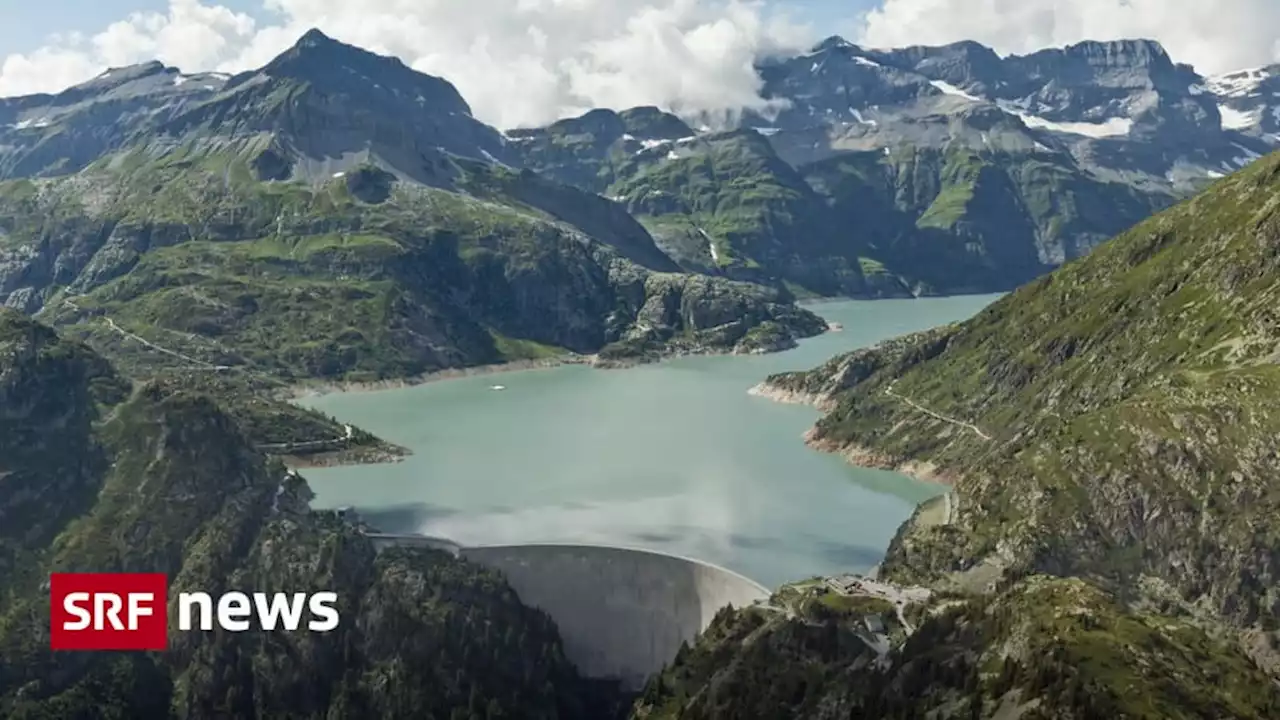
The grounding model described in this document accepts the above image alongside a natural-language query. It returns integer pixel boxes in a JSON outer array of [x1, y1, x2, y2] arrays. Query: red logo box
[[49, 573, 169, 651]]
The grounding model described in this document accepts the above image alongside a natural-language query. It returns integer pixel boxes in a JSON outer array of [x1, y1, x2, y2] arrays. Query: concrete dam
[[367, 534, 772, 689]]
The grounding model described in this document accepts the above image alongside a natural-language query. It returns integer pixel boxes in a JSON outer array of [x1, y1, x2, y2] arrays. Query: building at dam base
[[366, 534, 772, 689]]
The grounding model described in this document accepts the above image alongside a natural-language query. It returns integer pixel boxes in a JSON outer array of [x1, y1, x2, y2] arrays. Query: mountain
[[0, 30, 827, 457], [0, 29, 507, 182], [752, 37, 1273, 186], [0, 311, 631, 718], [1207, 64, 1280, 140], [605, 128, 878, 296], [5, 31, 1278, 299], [637, 121, 1280, 720], [514, 37, 1280, 295], [749, 147, 1280, 680], [505, 106, 696, 192]]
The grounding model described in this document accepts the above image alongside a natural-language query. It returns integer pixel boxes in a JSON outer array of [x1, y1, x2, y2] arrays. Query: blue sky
[[0, 1, 260, 54], [0, 0, 867, 58]]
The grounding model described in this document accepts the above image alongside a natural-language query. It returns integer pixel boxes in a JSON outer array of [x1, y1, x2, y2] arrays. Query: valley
[[1, 22, 1279, 720]]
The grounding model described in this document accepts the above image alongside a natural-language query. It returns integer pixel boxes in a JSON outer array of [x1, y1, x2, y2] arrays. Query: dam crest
[[366, 533, 772, 689]]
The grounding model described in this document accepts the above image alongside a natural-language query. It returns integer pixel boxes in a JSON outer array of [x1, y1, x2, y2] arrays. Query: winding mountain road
[[104, 317, 231, 371], [885, 381, 991, 441], [63, 299, 355, 452]]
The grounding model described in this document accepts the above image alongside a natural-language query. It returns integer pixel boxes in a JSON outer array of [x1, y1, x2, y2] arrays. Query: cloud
[[0, 0, 808, 129], [856, 0, 1280, 76], [4, 0, 1279, 128]]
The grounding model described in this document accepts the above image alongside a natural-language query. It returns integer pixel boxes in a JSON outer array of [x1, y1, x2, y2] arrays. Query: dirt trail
[[885, 381, 991, 441]]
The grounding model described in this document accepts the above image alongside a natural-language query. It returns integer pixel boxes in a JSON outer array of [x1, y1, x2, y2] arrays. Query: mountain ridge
[[6, 30, 1278, 300], [0, 29, 828, 465]]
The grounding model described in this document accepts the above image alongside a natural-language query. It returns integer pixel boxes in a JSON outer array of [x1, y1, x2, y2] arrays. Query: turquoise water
[[300, 295, 999, 588]]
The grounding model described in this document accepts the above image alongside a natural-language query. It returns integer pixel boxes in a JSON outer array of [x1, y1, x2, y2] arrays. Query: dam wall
[[366, 533, 462, 556], [368, 534, 770, 689], [459, 544, 770, 689]]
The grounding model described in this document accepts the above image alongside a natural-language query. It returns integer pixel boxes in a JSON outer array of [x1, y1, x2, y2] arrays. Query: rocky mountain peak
[[1065, 38, 1171, 64], [1010, 38, 1182, 88], [547, 108, 627, 138], [811, 35, 857, 54], [1208, 64, 1280, 98], [256, 28, 474, 118], [88, 60, 170, 84], [53, 60, 176, 102], [617, 106, 694, 140], [877, 40, 1004, 87], [295, 27, 338, 48]]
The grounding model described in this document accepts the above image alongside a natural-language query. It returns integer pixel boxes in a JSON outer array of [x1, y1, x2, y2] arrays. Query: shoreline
[[749, 380, 956, 487], [288, 326, 835, 401], [286, 355, 590, 400], [280, 341, 828, 468], [746, 381, 837, 412], [803, 429, 957, 487]]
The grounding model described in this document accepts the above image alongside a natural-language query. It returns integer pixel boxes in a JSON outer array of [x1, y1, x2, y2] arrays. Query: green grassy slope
[[762, 151, 1280, 673]]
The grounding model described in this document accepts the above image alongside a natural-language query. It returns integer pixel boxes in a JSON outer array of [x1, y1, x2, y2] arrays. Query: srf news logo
[[50, 573, 340, 651]]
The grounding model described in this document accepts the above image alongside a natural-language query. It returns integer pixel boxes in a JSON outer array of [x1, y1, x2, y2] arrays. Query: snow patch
[[996, 100, 1132, 137], [1206, 170, 1225, 178], [666, 150, 679, 160], [621, 133, 636, 141], [1187, 84, 1206, 96], [173, 75, 189, 86], [1219, 105, 1259, 130], [852, 56, 881, 68], [1233, 142, 1261, 159], [929, 80, 981, 102], [332, 172, 346, 178], [1017, 114, 1132, 138], [849, 108, 876, 126], [641, 138, 668, 149], [757, 127, 780, 136], [10, 117, 51, 130], [1208, 67, 1271, 98], [1230, 142, 1262, 167]]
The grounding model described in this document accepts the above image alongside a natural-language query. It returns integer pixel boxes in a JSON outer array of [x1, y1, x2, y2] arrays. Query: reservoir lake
[[300, 295, 999, 588]]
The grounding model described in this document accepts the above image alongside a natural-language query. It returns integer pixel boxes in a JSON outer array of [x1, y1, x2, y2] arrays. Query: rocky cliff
[[0, 310, 629, 719], [632, 576, 1280, 719]]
